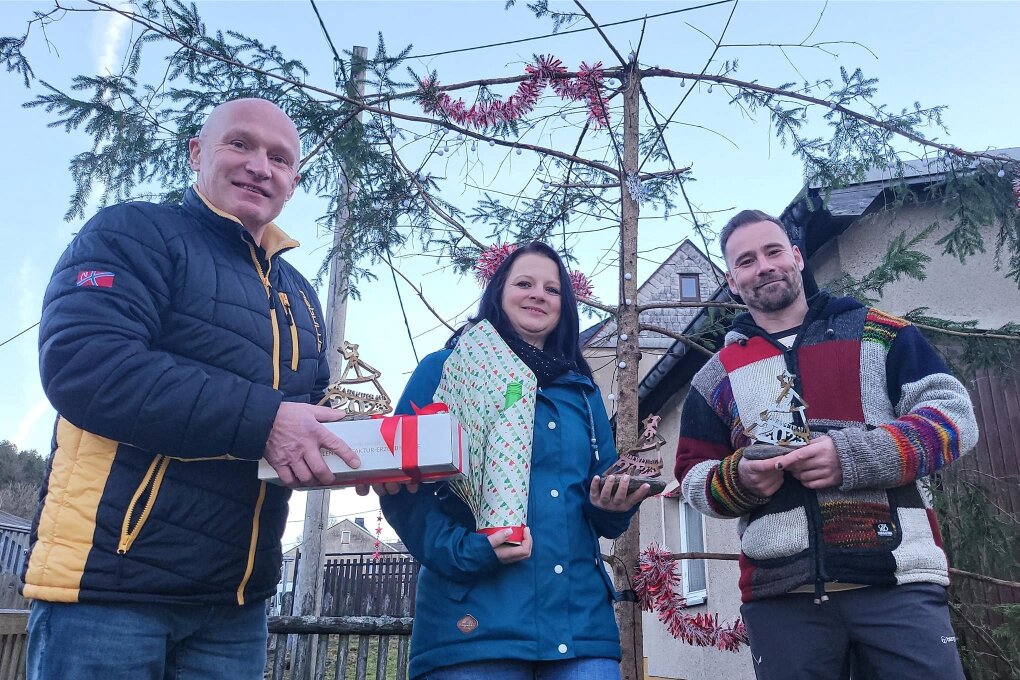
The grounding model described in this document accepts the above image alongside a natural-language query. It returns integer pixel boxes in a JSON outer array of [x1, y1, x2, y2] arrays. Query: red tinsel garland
[[634, 543, 749, 652], [418, 55, 609, 129]]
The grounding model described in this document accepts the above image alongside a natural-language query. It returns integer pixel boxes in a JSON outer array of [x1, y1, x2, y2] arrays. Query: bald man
[[25, 98, 359, 679]]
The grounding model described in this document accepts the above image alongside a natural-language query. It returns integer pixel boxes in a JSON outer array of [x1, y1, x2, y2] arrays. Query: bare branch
[[381, 257, 456, 332], [385, 138, 485, 250], [639, 323, 714, 357], [637, 300, 744, 312], [719, 41, 878, 60], [573, 0, 628, 69]]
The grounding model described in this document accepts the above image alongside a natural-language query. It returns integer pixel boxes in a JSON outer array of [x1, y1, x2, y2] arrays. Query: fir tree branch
[[385, 138, 485, 250], [75, 0, 625, 178], [642, 67, 1015, 165]]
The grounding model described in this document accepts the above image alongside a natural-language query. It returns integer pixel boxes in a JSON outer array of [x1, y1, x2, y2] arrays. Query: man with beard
[[674, 210, 976, 679]]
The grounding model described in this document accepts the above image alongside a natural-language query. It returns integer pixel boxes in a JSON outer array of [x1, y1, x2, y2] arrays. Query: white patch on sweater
[[740, 506, 810, 561], [860, 339, 895, 424], [893, 506, 949, 585]]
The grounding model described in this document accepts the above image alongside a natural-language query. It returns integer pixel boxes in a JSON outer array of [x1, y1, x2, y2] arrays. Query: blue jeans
[[419, 658, 621, 680], [27, 600, 268, 680]]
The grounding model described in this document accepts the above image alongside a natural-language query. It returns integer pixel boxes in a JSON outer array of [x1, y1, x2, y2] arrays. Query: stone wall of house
[[812, 202, 1020, 328], [588, 240, 724, 350]]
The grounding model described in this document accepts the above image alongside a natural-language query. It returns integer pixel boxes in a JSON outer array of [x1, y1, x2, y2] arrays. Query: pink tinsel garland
[[418, 55, 609, 129], [472, 243, 594, 299], [634, 543, 749, 652]]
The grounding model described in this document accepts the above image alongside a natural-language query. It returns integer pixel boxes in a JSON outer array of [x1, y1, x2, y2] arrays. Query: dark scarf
[[501, 331, 575, 388]]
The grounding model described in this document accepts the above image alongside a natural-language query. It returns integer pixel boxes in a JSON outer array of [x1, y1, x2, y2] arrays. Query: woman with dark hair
[[378, 242, 649, 680]]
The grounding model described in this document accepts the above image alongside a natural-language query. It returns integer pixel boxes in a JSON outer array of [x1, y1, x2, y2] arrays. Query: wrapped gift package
[[258, 410, 467, 489]]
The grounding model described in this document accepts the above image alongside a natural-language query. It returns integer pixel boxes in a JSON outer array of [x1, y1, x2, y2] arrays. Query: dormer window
[[678, 274, 701, 302]]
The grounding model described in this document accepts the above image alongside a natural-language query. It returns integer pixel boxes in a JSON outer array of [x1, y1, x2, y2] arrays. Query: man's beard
[[747, 273, 802, 313]]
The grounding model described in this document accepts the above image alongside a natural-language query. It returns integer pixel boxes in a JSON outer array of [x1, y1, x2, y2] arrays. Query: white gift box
[[258, 411, 468, 489]]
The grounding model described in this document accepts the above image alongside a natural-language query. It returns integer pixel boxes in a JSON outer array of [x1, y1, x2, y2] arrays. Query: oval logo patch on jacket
[[457, 614, 478, 634]]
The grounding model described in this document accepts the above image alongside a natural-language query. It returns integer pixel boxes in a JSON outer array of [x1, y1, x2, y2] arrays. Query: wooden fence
[[0, 531, 28, 611], [0, 609, 411, 680], [0, 611, 26, 680], [266, 614, 412, 680], [321, 553, 419, 618]]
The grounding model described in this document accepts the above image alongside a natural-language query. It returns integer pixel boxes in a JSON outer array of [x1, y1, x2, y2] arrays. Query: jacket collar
[[724, 291, 859, 346], [548, 369, 596, 392], [183, 186, 300, 260]]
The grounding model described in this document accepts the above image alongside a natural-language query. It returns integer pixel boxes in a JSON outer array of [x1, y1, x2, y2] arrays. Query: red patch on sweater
[[798, 341, 865, 422]]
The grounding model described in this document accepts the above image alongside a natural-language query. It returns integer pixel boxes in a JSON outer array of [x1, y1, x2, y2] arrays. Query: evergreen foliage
[[932, 474, 1020, 679], [0, 440, 46, 520]]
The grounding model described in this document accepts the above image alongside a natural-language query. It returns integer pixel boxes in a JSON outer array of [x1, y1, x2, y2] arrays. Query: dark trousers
[[740, 583, 966, 680]]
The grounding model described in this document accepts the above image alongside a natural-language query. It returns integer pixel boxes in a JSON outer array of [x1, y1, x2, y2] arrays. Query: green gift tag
[[503, 381, 523, 410]]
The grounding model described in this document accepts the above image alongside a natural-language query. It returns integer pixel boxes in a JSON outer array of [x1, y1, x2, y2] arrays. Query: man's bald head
[[198, 99, 300, 157], [188, 98, 302, 240]]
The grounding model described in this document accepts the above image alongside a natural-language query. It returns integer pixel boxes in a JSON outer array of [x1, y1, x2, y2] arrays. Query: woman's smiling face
[[500, 253, 562, 349]]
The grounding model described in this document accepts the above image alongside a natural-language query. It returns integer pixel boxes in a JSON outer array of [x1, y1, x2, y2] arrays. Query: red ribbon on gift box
[[373, 402, 450, 483]]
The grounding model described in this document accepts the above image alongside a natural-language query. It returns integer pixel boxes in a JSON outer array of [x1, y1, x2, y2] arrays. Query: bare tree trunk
[[292, 44, 368, 680], [613, 60, 644, 680]]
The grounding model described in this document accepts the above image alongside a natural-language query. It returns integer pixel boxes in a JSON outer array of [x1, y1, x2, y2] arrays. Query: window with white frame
[[680, 501, 707, 604], [660, 495, 708, 605], [340, 530, 351, 544]]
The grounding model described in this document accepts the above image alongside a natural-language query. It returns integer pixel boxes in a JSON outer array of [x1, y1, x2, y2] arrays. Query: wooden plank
[[0, 611, 28, 636], [375, 635, 389, 680], [396, 635, 409, 679], [313, 632, 330, 680], [11, 634, 25, 680], [268, 615, 412, 635], [333, 634, 350, 680], [354, 634, 370, 680]]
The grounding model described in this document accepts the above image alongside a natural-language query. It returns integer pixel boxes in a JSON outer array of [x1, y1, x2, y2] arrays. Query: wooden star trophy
[[601, 414, 668, 495], [742, 371, 811, 460], [317, 341, 392, 417]]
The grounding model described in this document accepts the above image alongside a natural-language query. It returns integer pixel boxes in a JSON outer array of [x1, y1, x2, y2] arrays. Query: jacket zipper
[[246, 242, 282, 390], [278, 292, 299, 371], [806, 489, 829, 603], [763, 302, 830, 604], [240, 240, 276, 604], [118, 455, 171, 554], [236, 480, 267, 605]]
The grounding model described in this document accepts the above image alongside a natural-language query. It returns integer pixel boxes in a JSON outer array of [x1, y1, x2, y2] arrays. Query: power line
[[0, 322, 39, 349], [322, 1, 734, 69]]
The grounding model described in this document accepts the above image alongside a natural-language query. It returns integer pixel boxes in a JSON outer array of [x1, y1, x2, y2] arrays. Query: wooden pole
[[292, 44, 368, 680], [613, 58, 644, 680]]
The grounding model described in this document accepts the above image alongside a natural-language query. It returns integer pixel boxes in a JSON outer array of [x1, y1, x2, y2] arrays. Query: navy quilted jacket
[[24, 187, 329, 606]]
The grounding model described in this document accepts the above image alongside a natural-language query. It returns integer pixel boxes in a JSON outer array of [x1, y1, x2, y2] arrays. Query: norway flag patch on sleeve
[[76, 270, 116, 288]]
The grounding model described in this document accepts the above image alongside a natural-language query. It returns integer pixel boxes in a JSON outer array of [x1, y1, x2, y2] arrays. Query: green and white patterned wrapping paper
[[435, 321, 537, 533]]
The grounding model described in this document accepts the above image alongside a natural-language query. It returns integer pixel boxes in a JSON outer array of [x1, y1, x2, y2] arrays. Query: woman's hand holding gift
[[488, 526, 533, 564]]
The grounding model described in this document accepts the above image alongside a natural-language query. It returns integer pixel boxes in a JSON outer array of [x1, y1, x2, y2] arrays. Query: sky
[[2, 0, 1019, 547]]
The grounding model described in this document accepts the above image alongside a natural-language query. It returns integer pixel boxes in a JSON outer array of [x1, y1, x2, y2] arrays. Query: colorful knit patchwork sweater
[[676, 294, 979, 603]]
